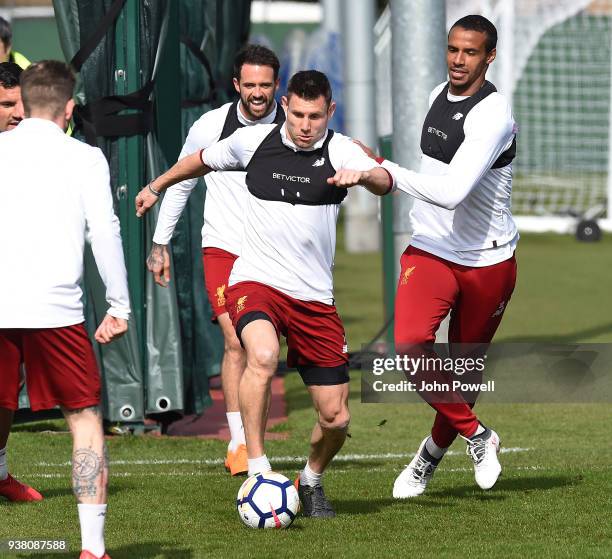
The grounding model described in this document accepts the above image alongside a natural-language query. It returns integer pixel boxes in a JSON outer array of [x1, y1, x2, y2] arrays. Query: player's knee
[[318, 405, 350, 431], [247, 346, 278, 376]]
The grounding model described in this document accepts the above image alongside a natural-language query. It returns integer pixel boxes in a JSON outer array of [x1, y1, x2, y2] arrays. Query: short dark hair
[[450, 15, 497, 52], [0, 17, 11, 49], [233, 44, 280, 81], [20, 60, 75, 117], [0, 62, 22, 89], [287, 70, 332, 106]]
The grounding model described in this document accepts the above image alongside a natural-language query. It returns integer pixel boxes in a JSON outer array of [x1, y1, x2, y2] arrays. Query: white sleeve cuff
[[382, 159, 399, 192], [152, 232, 170, 245], [107, 306, 131, 320]]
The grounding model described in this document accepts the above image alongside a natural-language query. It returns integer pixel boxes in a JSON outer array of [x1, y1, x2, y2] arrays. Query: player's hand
[[135, 184, 160, 217], [147, 243, 171, 287], [95, 314, 128, 344], [353, 139, 377, 160], [327, 169, 368, 188]]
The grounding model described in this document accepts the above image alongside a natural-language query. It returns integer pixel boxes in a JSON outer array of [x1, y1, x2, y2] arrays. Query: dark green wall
[[11, 18, 64, 62]]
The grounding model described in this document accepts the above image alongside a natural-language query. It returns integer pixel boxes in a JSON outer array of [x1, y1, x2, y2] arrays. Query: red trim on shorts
[[226, 281, 348, 371], [202, 247, 239, 321]]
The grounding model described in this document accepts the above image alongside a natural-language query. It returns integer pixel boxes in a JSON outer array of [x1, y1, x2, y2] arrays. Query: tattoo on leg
[[64, 405, 101, 418], [72, 447, 102, 500]]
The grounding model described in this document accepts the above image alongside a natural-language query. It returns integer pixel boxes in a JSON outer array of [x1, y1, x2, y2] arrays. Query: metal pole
[[608, 32, 612, 222], [322, 0, 342, 33], [495, 0, 515, 98], [380, 136, 396, 350], [390, 0, 447, 339], [342, 0, 380, 253], [605, 27, 612, 222]]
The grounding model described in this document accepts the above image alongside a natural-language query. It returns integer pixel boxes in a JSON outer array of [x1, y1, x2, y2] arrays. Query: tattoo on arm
[[72, 447, 103, 501], [147, 243, 166, 270]]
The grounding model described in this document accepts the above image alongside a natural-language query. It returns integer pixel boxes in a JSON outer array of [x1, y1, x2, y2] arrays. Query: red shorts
[[202, 247, 239, 321], [394, 245, 517, 445], [0, 323, 101, 411], [395, 246, 517, 345], [226, 281, 349, 385]]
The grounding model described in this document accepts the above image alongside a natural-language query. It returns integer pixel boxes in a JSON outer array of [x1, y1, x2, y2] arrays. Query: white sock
[[300, 461, 323, 487], [473, 423, 486, 437], [0, 447, 7, 480], [78, 503, 107, 558], [425, 437, 447, 460], [226, 412, 246, 452], [247, 455, 271, 476]]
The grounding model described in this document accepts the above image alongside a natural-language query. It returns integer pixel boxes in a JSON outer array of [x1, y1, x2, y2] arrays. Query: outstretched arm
[[352, 97, 515, 210], [327, 166, 393, 196], [135, 150, 211, 217], [327, 135, 394, 196], [380, 125, 509, 210], [372, 101, 514, 210]]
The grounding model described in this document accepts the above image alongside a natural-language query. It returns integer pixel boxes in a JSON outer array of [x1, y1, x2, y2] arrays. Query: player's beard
[[240, 92, 274, 121]]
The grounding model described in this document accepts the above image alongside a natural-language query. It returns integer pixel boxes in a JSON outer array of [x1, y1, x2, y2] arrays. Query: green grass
[[334, 232, 612, 346], [2, 233, 612, 558], [496, 234, 612, 342]]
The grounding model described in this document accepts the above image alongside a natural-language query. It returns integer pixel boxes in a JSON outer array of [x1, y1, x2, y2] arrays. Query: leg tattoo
[[72, 448, 103, 500]]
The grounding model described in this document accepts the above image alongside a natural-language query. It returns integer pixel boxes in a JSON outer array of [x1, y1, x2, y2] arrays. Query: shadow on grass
[[500, 321, 612, 343], [332, 496, 404, 515], [17, 543, 194, 559], [42, 484, 129, 500], [0, 484, 130, 505], [423, 474, 581, 502], [12, 421, 67, 433], [491, 473, 582, 493]]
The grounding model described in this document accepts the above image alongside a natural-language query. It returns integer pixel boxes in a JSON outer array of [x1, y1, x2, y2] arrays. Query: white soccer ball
[[236, 471, 299, 529]]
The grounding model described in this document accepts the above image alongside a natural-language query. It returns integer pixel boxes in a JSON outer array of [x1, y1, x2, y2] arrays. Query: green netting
[[54, 0, 185, 422], [54, 0, 152, 423], [170, 1, 252, 414]]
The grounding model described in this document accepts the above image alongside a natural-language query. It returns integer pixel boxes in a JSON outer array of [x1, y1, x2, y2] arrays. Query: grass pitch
[[2, 234, 611, 558]]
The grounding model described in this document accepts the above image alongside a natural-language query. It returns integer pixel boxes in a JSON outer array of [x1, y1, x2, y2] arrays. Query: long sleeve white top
[[0, 118, 130, 328], [152, 101, 282, 254], [384, 82, 519, 266]]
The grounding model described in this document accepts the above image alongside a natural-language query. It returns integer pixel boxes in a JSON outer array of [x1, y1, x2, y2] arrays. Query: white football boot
[[393, 437, 440, 498], [462, 427, 502, 490]]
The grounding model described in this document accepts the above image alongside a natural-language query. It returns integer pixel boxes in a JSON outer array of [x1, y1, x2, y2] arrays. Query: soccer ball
[[236, 471, 299, 529]]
